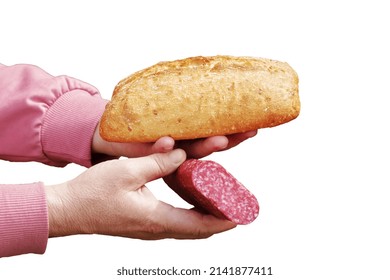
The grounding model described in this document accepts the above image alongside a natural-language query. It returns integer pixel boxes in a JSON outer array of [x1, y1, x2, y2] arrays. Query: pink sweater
[[0, 63, 108, 257]]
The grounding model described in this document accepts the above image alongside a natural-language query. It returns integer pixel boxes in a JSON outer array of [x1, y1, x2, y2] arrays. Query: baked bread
[[100, 55, 300, 142]]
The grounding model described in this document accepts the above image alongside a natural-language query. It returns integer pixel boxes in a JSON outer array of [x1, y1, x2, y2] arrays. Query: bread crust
[[100, 55, 300, 142]]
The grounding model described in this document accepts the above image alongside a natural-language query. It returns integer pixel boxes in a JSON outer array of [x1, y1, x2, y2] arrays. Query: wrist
[[92, 122, 108, 155], [91, 125, 120, 164], [45, 183, 84, 237]]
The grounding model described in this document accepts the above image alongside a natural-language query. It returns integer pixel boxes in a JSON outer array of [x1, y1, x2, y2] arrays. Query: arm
[[0, 63, 107, 167], [0, 63, 107, 257]]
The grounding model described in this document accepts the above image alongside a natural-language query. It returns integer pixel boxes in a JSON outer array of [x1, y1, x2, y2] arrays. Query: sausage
[[164, 159, 259, 225]]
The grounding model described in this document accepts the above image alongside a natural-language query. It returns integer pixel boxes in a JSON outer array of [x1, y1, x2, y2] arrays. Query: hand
[[45, 149, 236, 239], [174, 130, 257, 158], [92, 123, 257, 159]]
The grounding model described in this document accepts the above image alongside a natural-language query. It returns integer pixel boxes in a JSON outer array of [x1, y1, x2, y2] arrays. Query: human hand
[[45, 149, 236, 239], [92, 123, 257, 159]]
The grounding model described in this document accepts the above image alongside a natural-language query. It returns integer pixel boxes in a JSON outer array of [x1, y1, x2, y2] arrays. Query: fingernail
[[247, 130, 258, 138], [169, 149, 186, 164]]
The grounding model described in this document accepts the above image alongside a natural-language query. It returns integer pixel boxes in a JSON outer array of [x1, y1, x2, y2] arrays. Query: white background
[[1, 0, 389, 279]]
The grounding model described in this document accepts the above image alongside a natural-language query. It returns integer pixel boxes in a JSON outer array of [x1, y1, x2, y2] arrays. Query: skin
[[91, 127, 258, 159], [45, 127, 257, 239]]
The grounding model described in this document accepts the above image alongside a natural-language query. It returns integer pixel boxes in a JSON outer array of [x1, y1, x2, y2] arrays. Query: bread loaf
[[100, 55, 300, 142]]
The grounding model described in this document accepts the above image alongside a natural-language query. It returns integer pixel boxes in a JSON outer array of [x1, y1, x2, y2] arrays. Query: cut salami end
[[164, 159, 259, 225]]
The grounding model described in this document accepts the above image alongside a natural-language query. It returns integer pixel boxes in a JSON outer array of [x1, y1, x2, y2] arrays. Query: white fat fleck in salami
[[165, 159, 259, 225]]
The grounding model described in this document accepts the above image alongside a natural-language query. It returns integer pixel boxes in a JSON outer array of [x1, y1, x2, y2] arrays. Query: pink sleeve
[[0, 63, 108, 167], [0, 63, 108, 257], [0, 183, 48, 258]]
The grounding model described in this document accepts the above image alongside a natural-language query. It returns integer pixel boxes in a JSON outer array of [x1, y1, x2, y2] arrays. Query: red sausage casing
[[164, 159, 259, 225]]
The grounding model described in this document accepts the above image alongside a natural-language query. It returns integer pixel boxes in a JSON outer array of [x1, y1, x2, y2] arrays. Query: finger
[[152, 202, 237, 239], [127, 149, 186, 187], [150, 136, 175, 153], [222, 130, 258, 151], [177, 136, 229, 158], [108, 136, 175, 158]]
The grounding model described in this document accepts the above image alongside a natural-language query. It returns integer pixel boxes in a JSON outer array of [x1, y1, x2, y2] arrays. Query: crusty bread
[[100, 55, 300, 142]]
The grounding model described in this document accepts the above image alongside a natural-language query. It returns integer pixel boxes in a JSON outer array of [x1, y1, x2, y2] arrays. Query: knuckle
[[150, 154, 168, 176]]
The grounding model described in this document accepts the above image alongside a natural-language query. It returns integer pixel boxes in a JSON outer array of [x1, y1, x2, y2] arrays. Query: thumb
[[128, 149, 186, 187]]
